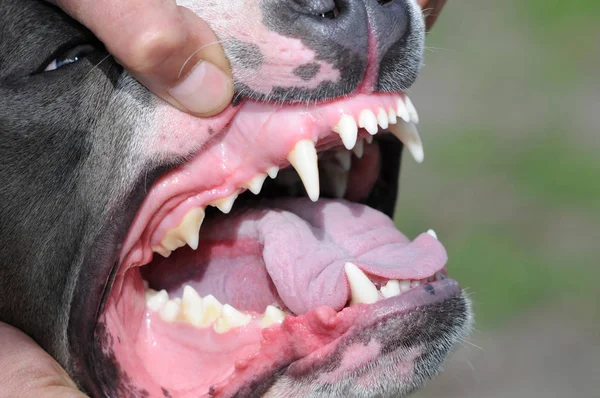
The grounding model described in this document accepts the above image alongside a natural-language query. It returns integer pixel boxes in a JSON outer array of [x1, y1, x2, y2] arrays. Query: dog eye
[[44, 44, 95, 72]]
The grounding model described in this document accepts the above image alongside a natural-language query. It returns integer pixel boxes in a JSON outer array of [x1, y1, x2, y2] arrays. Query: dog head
[[0, 0, 471, 397]]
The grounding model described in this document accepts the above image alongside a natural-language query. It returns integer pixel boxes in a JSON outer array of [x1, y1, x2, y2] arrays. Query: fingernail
[[168, 61, 232, 115]]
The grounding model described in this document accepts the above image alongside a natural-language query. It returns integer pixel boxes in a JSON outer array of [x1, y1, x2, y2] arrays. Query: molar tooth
[[380, 280, 401, 298], [181, 285, 204, 326], [211, 191, 239, 214], [267, 166, 279, 179], [388, 108, 398, 124], [388, 121, 424, 163], [162, 207, 205, 251], [358, 109, 379, 135], [201, 295, 223, 326], [333, 114, 358, 150], [214, 304, 252, 333], [397, 99, 411, 122], [404, 96, 419, 124], [345, 262, 380, 305], [427, 229, 438, 240], [399, 280, 411, 293], [287, 140, 320, 202], [377, 108, 389, 129], [159, 299, 181, 322], [410, 280, 421, 288], [321, 161, 348, 199], [244, 173, 268, 195], [146, 289, 169, 312], [152, 246, 172, 258], [353, 139, 364, 158], [260, 305, 286, 328], [333, 151, 352, 172]]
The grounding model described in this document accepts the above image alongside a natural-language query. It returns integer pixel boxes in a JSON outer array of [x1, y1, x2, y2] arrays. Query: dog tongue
[[189, 198, 447, 315]]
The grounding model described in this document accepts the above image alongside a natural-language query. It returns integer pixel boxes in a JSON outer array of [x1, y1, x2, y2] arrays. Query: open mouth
[[96, 93, 462, 397]]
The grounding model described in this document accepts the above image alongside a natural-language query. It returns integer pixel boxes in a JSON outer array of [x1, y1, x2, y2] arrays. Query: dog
[[0, 0, 471, 396]]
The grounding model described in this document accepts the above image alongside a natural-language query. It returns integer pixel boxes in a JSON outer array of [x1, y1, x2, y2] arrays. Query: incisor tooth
[[260, 305, 286, 328], [427, 229, 438, 239], [353, 139, 364, 158], [397, 99, 411, 122], [146, 289, 169, 311], [404, 96, 419, 124], [333, 114, 358, 150], [333, 151, 352, 172], [244, 173, 268, 195], [211, 191, 239, 214], [160, 299, 181, 322], [388, 108, 398, 124], [201, 295, 223, 325], [358, 109, 379, 135], [287, 140, 320, 202], [380, 280, 401, 298], [267, 166, 279, 179], [214, 304, 251, 333], [377, 108, 389, 129], [345, 262, 379, 305], [181, 285, 204, 326], [388, 121, 424, 163]]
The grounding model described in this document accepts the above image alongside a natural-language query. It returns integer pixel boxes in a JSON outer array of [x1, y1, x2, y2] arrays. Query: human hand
[[48, 0, 234, 117]]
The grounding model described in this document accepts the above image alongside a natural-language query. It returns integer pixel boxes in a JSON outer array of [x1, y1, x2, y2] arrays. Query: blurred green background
[[394, 1, 599, 396]]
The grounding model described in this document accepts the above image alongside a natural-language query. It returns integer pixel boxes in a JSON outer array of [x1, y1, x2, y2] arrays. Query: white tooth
[[287, 140, 320, 202], [427, 229, 438, 240], [410, 280, 421, 288], [260, 305, 286, 328], [144, 288, 158, 302], [388, 121, 424, 163], [181, 285, 204, 326], [162, 207, 205, 251], [201, 295, 223, 325], [146, 289, 169, 311], [397, 99, 411, 122], [388, 108, 398, 124], [267, 166, 280, 179], [353, 139, 364, 158], [399, 280, 411, 293], [244, 173, 268, 195], [404, 96, 419, 124], [376, 108, 389, 129], [365, 135, 374, 144], [380, 280, 401, 298], [333, 114, 358, 150], [214, 304, 251, 333], [358, 109, 379, 135], [160, 236, 185, 252], [152, 246, 172, 258], [159, 299, 181, 322], [333, 151, 352, 172], [344, 262, 379, 305], [321, 161, 348, 199], [211, 191, 239, 214]]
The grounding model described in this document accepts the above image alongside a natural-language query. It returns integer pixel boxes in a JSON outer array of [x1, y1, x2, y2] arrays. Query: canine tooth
[[388, 121, 424, 163], [397, 99, 411, 122], [333, 151, 352, 172], [353, 139, 364, 158], [160, 299, 181, 322], [201, 295, 223, 325], [260, 305, 286, 328], [358, 109, 379, 135], [333, 114, 358, 150], [427, 229, 438, 240], [181, 285, 204, 326], [211, 191, 239, 214], [388, 108, 398, 124], [152, 246, 172, 258], [214, 304, 251, 333], [146, 289, 169, 311], [404, 96, 419, 124], [287, 140, 320, 202], [377, 108, 389, 129], [244, 173, 268, 195], [267, 166, 279, 179], [345, 262, 379, 305], [380, 280, 402, 298], [399, 280, 411, 293]]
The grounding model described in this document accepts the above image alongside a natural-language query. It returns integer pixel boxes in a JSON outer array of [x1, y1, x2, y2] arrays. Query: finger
[[0, 322, 88, 398], [52, 0, 233, 117], [417, 0, 448, 31]]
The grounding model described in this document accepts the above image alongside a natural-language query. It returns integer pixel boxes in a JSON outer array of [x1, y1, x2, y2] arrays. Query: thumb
[[52, 0, 233, 117], [0, 322, 88, 398]]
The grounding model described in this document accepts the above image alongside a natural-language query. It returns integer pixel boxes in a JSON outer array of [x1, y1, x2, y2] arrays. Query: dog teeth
[[377, 108, 389, 129], [260, 305, 287, 328], [333, 150, 352, 172], [201, 295, 224, 325], [352, 139, 365, 158], [399, 280, 411, 293], [345, 262, 379, 305], [388, 108, 398, 124], [244, 173, 268, 195], [396, 99, 411, 123], [287, 140, 320, 202], [427, 229, 438, 239], [404, 96, 419, 124], [158, 207, 205, 252], [214, 304, 252, 334], [388, 121, 424, 163], [333, 114, 358, 150], [160, 298, 182, 322], [358, 109, 379, 135], [380, 280, 401, 298], [152, 246, 172, 258], [181, 285, 204, 326], [320, 160, 348, 199], [146, 289, 169, 311], [267, 166, 280, 179], [210, 191, 240, 214]]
